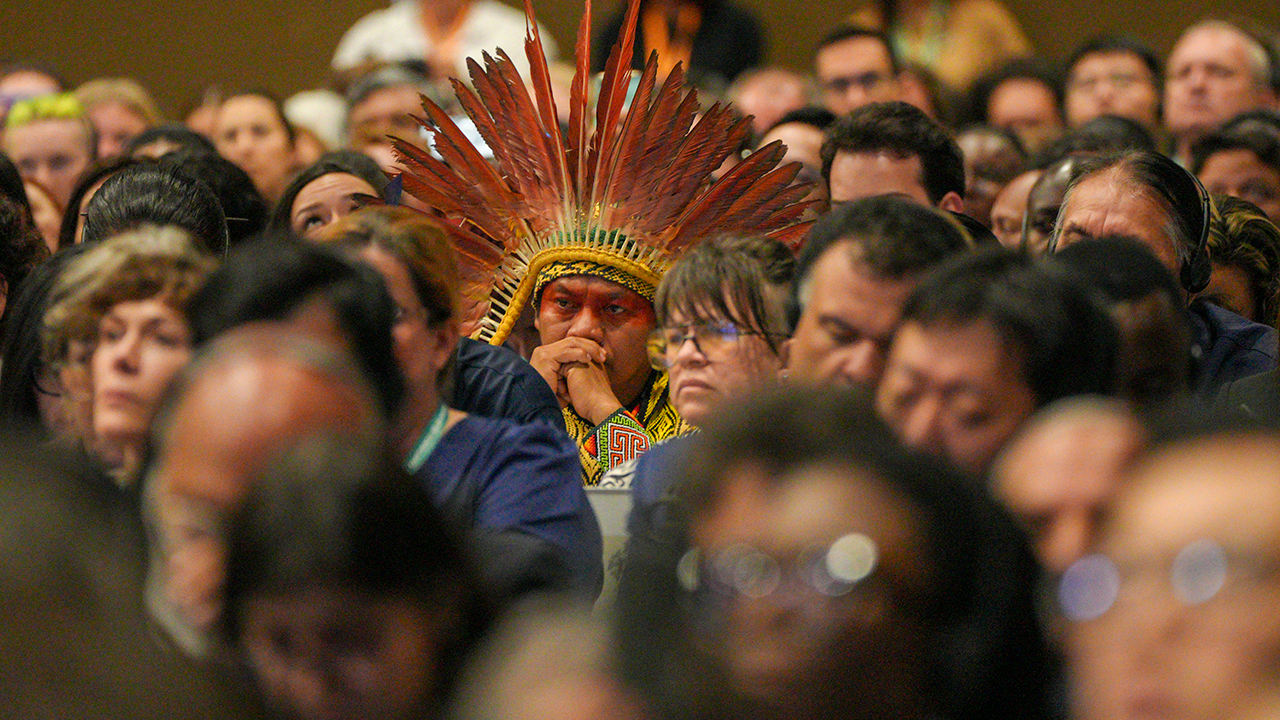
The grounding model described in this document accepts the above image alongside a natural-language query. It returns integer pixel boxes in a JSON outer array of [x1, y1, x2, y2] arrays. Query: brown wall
[[5, 0, 1280, 120]]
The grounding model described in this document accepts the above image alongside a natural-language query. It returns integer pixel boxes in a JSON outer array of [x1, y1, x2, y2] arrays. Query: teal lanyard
[[405, 404, 450, 473]]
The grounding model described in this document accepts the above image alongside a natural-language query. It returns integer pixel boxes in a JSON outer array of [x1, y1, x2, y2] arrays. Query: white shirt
[[331, 0, 559, 81]]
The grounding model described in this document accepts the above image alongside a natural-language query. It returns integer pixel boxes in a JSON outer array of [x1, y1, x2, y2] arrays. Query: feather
[[392, 0, 813, 346]]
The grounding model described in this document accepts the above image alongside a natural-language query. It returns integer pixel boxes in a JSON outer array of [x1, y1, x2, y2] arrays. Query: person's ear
[[778, 337, 793, 381], [429, 319, 461, 371], [938, 191, 965, 214]]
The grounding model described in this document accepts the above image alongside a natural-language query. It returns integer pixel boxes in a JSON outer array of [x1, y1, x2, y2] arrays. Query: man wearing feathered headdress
[[393, 0, 813, 484]]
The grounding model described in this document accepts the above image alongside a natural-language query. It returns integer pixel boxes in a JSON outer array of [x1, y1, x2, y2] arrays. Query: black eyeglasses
[[646, 322, 782, 370]]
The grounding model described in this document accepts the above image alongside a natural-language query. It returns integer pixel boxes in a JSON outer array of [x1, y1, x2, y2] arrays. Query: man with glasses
[[1063, 35, 1162, 133], [814, 26, 901, 116], [1064, 418, 1280, 720]]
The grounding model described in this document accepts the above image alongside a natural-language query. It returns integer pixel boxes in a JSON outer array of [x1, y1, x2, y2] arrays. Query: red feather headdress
[[393, 0, 814, 344]]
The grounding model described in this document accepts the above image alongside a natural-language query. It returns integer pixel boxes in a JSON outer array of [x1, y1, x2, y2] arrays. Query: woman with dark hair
[[616, 387, 1055, 720], [81, 162, 229, 255], [268, 150, 387, 237], [213, 92, 301, 205], [0, 192, 49, 316], [0, 151, 33, 225], [318, 206, 602, 597], [221, 433, 490, 720]]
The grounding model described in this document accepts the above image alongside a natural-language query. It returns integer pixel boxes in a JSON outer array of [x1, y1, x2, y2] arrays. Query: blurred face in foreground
[[1066, 431, 1280, 720], [876, 320, 1038, 477], [688, 461, 937, 720]]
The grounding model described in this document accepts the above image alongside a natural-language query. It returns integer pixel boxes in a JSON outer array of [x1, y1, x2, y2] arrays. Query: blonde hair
[[42, 225, 216, 369], [74, 77, 163, 126]]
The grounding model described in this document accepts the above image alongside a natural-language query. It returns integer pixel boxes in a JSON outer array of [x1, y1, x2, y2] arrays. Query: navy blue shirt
[[1188, 300, 1277, 396], [417, 414, 603, 596]]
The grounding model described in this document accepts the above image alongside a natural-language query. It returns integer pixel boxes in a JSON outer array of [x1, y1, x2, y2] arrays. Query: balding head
[[143, 324, 385, 656]]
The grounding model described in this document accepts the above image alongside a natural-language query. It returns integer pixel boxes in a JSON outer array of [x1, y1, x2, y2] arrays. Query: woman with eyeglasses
[[602, 234, 794, 511]]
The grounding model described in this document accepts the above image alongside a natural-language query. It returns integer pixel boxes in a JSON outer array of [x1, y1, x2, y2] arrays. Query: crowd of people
[[3, 0, 1280, 719]]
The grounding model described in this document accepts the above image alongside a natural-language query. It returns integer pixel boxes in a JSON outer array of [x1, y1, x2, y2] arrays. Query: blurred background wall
[[6, 0, 1279, 118]]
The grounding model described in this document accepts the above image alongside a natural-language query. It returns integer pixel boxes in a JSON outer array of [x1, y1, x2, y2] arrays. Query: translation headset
[[1179, 166, 1213, 295]]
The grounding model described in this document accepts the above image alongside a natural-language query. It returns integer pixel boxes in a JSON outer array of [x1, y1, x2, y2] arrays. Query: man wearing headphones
[[1052, 150, 1277, 395]]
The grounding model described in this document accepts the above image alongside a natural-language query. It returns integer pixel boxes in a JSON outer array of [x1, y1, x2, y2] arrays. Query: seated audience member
[[956, 124, 1026, 227], [57, 155, 144, 249], [186, 236, 593, 593], [617, 387, 1054, 720], [813, 25, 901, 115], [970, 59, 1065, 156], [1202, 195, 1280, 328], [123, 122, 217, 158], [73, 78, 163, 159], [332, 0, 558, 81], [758, 106, 835, 211], [1052, 150, 1278, 394], [1064, 417, 1280, 720], [2, 93, 96, 208], [1164, 20, 1277, 166], [143, 327, 394, 657], [0, 246, 87, 437], [1193, 123, 1280, 225], [1055, 237, 1193, 408], [592, 0, 762, 89], [269, 150, 387, 237], [212, 92, 301, 205], [319, 207, 602, 593], [821, 101, 965, 212], [785, 195, 970, 387], [220, 432, 490, 720], [604, 234, 792, 513], [81, 162, 229, 255], [343, 65, 446, 174], [992, 396, 1146, 575], [41, 226, 215, 484], [158, 149, 270, 246], [1022, 155, 1082, 253], [990, 168, 1041, 248], [1063, 35, 1162, 132], [876, 246, 1118, 477], [845, 0, 1032, 94], [728, 67, 813, 139], [298, 193, 558, 427]]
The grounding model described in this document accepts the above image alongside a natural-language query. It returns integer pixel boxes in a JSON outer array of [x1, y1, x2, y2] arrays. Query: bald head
[[143, 325, 385, 656]]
